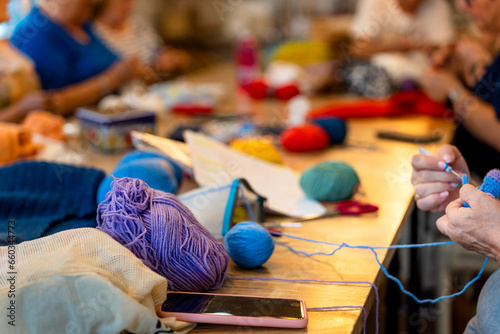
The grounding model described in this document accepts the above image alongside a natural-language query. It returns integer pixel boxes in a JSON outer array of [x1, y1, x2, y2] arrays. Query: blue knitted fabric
[[0, 162, 105, 245], [478, 170, 500, 199]]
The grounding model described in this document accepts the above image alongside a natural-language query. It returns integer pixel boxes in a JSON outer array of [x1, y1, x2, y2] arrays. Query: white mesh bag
[[0, 228, 195, 334]]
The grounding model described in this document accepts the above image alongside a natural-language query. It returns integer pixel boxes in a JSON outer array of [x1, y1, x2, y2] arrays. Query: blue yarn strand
[[230, 276, 377, 334], [185, 182, 486, 305], [275, 233, 488, 304], [237, 184, 256, 222], [370, 247, 488, 304], [277, 232, 454, 249], [179, 183, 256, 222]]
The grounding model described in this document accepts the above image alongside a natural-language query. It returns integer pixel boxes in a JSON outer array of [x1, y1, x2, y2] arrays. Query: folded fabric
[[0, 162, 105, 245], [0, 228, 195, 333], [308, 90, 452, 120], [0, 122, 41, 164]]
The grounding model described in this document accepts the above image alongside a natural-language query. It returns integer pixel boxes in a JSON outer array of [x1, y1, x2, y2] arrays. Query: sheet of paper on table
[[131, 131, 193, 175], [184, 130, 326, 218]]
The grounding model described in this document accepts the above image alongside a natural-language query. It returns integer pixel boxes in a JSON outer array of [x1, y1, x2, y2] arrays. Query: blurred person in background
[[93, 0, 190, 78], [9, 0, 149, 116], [0, 0, 47, 122], [421, 0, 500, 178], [345, 0, 455, 96]]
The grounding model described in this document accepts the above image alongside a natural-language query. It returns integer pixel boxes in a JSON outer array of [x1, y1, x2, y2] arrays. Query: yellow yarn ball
[[230, 137, 283, 164]]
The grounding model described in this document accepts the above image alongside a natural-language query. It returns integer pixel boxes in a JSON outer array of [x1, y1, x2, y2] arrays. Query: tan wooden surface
[[84, 63, 455, 334]]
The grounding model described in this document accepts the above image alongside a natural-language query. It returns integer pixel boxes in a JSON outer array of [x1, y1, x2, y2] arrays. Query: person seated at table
[[347, 0, 455, 93], [93, 0, 190, 78], [420, 0, 500, 178], [8, 0, 149, 116], [412, 144, 500, 333], [0, 0, 47, 122]]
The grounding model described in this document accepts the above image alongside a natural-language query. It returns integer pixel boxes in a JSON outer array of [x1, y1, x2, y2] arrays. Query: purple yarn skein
[[97, 177, 229, 292]]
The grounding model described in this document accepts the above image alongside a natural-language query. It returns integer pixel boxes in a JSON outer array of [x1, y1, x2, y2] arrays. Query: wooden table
[[84, 63, 455, 333]]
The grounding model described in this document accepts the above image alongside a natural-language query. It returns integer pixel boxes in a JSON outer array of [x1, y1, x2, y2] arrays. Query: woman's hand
[[421, 68, 461, 103], [411, 145, 469, 212], [437, 185, 500, 264], [16, 92, 48, 112], [429, 44, 456, 69], [455, 37, 492, 86], [107, 57, 151, 86], [155, 48, 191, 74], [0, 92, 48, 122]]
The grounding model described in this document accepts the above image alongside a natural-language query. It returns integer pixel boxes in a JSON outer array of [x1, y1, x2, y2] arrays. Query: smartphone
[[157, 292, 308, 329], [377, 130, 442, 143]]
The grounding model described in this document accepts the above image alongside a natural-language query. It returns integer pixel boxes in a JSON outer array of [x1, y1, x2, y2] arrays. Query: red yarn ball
[[245, 79, 269, 100], [274, 84, 300, 101], [280, 124, 330, 152], [171, 103, 214, 115]]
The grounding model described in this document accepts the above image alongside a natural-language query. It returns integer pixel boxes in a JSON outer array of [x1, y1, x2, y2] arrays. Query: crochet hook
[[418, 146, 461, 179]]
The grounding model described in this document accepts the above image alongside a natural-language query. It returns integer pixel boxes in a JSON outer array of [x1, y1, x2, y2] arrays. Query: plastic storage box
[[77, 108, 156, 153]]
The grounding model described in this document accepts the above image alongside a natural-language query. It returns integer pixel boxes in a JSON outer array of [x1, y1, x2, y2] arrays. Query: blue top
[[453, 53, 500, 177], [10, 7, 118, 90]]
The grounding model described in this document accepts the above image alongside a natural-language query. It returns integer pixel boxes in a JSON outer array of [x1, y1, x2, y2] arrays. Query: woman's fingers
[[412, 169, 459, 186], [416, 191, 449, 211], [415, 182, 459, 198]]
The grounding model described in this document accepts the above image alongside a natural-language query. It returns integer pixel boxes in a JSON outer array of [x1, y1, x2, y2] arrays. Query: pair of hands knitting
[[412, 145, 500, 264]]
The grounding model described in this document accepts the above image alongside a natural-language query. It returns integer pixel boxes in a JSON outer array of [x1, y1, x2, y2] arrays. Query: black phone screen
[[161, 293, 306, 320], [376, 131, 442, 143]]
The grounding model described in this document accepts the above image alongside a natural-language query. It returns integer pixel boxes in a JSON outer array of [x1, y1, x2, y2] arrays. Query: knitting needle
[[418, 146, 462, 179]]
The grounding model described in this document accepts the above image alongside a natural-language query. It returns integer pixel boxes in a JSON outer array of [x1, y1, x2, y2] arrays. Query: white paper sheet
[[184, 131, 326, 218]]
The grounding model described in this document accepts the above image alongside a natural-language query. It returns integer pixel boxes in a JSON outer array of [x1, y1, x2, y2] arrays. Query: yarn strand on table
[[274, 234, 488, 304], [230, 276, 378, 334]]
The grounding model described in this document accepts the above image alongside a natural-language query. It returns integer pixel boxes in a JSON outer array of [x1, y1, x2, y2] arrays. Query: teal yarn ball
[[312, 117, 347, 145], [300, 161, 360, 201], [97, 157, 179, 204], [224, 221, 275, 269]]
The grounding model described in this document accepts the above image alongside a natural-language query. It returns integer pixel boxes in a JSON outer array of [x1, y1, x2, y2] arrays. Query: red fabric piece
[[274, 84, 301, 101], [171, 103, 214, 115], [280, 124, 330, 152], [308, 90, 452, 120], [245, 79, 269, 100]]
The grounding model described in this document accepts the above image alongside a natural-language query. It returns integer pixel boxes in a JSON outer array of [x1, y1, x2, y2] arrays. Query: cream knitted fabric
[[0, 228, 195, 333]]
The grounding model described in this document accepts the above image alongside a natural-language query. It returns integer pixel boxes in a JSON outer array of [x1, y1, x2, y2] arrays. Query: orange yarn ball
[[280, 124, 330, 152]]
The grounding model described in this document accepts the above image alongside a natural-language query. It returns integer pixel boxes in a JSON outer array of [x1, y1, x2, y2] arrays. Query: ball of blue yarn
[[224, 221, 275, 269], [97, 157, 179, 203], [312, 117, 347, 145], [119, 150, 183, 186], [300, 161, 360, 201]]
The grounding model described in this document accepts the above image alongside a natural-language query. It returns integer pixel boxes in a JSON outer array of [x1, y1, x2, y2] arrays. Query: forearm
[[350, 37, 416, 58], [50, 63, 131, 115], [0, 104, 24, 123]]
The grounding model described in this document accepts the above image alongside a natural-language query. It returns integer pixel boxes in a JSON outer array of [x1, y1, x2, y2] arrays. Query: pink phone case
[[156, 292, 308, 329]]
